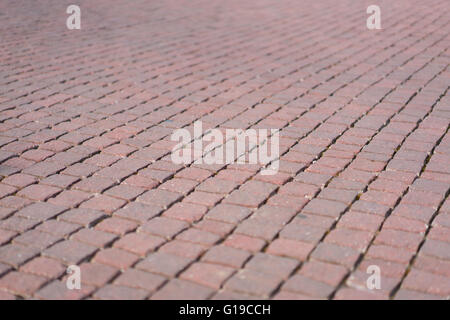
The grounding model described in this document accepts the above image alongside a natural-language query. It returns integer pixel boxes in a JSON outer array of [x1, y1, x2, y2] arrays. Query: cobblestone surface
[[0, 0, 449, 299]]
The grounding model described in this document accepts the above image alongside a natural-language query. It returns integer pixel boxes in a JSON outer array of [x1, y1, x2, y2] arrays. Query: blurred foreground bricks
[[0, 0, 449, 299]]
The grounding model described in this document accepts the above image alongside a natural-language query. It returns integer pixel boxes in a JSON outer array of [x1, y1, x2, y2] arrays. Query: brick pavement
[[0, 0, 449, 300]]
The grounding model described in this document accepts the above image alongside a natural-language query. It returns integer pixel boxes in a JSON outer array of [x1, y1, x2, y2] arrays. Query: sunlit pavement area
[[0, 0, 449, 299]]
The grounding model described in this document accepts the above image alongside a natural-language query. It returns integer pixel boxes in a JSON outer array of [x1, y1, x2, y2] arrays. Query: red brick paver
[[0, 0, 449, 300]]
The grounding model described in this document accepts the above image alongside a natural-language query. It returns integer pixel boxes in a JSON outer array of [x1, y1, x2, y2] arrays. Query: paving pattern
[[0, 0, 449, 300]]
